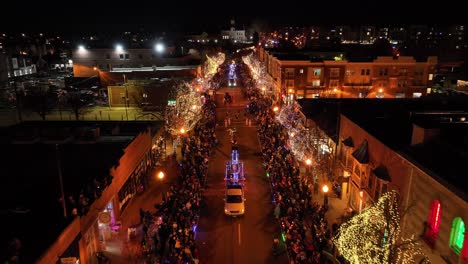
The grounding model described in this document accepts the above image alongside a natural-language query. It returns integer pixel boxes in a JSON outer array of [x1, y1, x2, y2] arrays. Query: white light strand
[[165, 82, 202, 135], [333, 191, 426, 264]]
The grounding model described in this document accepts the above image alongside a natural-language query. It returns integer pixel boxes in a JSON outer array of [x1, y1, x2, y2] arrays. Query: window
[[106, 54, 110, 59], [285, 68, 294, 79], [124, 54, 129, 59], [300, 69, 304, 74], [379, 68, 388, 76], [307, 68, 321, 83], [425, 200, 442, 245], [346, 69, 355, 76], [312, 80, 320, 87], [366, 69, 370, 75], [119, 54, 124, 60], [138, 54, 143, 59], [428, 74, 433, 80], [354, 163, 361, 177], [286, 79, 294, 88], [361, 69, 365, 75], [330, 68, 340, 78], [450, 217, 465, 255], [374, 181, 388, 201], [329, 80, 339, 88]]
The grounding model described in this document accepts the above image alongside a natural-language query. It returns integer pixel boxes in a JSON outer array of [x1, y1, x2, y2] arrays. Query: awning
[[373, 165, 391, 182], [342, 136, 354, 147], [352, 139, 369, 164]]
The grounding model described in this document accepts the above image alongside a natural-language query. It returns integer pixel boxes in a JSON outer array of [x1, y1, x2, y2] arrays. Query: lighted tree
[[203, 52, 225, 79], [165, 82, 202, 135], [334, 191, 427, 264]]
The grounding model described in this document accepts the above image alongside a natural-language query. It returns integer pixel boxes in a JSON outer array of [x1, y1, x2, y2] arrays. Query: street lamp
[[155, 43, 165, 53], [322, 184, 329, 207], [157, 171, 165, 180], [273, 106, 279, 113], [180, 128, 186, 134], [115, 44, 123, 52]]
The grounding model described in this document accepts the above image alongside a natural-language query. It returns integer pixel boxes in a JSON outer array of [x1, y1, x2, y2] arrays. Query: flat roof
[[0, 121, 163, 262], [298, 95, 468, 201]]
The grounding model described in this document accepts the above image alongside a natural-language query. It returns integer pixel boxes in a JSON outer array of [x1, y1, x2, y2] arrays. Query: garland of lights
[[333, 191, 426, 264], [242, 54, 275, 93], [204, 52, 225, 79], [165, 82, 203, 135]]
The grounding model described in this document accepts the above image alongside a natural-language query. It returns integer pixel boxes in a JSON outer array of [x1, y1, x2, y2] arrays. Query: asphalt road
[[195, 87, 288, 264]]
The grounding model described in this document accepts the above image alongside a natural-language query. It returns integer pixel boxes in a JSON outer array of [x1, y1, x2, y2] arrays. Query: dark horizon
[[1, 0, 466, 35]]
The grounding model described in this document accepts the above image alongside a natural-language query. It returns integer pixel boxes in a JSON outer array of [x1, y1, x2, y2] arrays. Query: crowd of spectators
[[241, 61, 344, 263], [137, 97, 217, 264]]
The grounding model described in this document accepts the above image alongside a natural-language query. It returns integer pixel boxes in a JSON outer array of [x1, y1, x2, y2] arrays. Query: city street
[[195, 87, 289, 264]]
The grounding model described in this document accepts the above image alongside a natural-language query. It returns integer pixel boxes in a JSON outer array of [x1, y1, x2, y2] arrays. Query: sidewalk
[[104, 155, 179, 264], [300, 167, 350, 231]]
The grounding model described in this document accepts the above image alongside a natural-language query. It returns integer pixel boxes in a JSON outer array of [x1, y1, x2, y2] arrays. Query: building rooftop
[[298, 95, 468, 201], [0, 121, 163, 263]]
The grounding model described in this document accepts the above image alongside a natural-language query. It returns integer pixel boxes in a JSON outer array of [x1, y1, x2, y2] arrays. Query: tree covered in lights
[[165, 82, 202, 135], [334, 191, 427, 264], [203, 52, 225, 79]]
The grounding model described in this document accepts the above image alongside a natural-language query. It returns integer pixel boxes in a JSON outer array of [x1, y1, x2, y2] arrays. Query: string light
[[165, 82, 202, 135], [204, 52, 225, 79], [333, 191, 426, 264]]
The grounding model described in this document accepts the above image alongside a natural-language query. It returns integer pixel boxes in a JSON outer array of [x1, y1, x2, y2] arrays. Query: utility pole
[[13, 79, 23, 123], [56, 144, 67, 218]]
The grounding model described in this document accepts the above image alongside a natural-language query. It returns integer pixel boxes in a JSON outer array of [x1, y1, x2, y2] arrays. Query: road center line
[[238, 223, 241, 245]]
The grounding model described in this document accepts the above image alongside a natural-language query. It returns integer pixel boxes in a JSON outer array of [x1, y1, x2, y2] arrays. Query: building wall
[[338, 114, 468, 263], [259, 47, 437, 99], [74, 128, 153, 264], [338, 115, 410, 210], [72, 48, 196, 77], [403, 163, 468, 263]]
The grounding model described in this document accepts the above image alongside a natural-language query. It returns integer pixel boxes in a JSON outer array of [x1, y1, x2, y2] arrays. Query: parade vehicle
[[225, 148, 244, 182], [224, 183, 245, 216]]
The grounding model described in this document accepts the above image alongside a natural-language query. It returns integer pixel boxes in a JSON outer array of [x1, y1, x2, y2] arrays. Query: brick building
[[72, 47, 200, 78], [258, 47, 437, 101], [0, 121, 164, 264], [299, 97, 468, 263]]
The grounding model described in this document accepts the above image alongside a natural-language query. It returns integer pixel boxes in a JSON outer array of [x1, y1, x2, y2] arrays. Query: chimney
[[411, 124, 440, 146]]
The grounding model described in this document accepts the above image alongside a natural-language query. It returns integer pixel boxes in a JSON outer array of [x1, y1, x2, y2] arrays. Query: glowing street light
[[155, 43, 164, 53], [305, 159, 312, 165], [322, 184, 329, 207], [273, 106, 279, 112], [378, 88, 383, 93], [115, 44, 123, 52], [180, 128, 186, 134], [322, 185, 329, 193], [157, 171, 165, 180], [78, 45, 86, 51]]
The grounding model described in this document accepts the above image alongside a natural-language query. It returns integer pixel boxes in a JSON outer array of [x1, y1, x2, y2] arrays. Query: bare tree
[[66, 91, 92, 120], [23, 84, 57, 120]]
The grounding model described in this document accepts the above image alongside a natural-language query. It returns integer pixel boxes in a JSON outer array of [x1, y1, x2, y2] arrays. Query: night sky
[[1, 0, 466, 34]]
